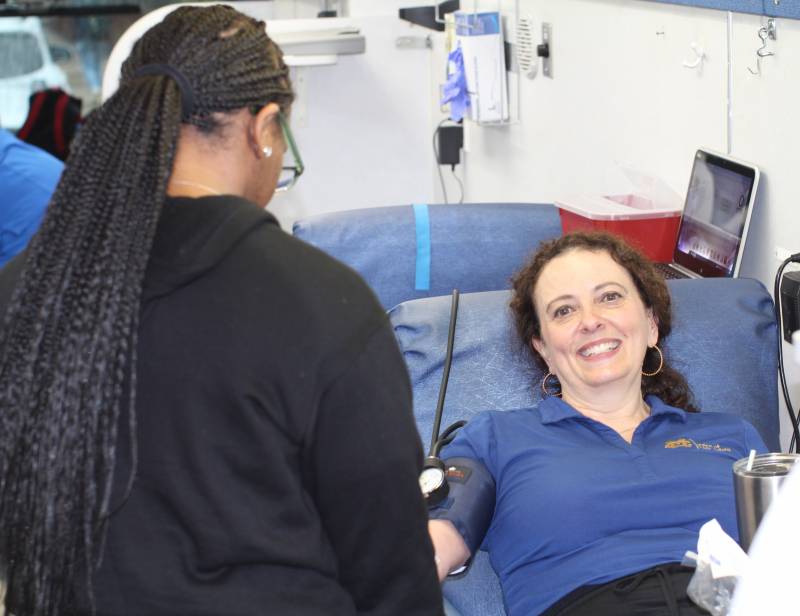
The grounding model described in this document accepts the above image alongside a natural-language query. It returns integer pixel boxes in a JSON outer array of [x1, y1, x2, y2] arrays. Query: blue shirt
[[440, 395, 768, 616], [0, 129, 62, 267]]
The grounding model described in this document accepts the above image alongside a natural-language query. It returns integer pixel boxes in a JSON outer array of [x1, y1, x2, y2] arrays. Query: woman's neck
[[562, 384, 651, 442], [168, 126, 248, 199], [169, 179, 223, 197]]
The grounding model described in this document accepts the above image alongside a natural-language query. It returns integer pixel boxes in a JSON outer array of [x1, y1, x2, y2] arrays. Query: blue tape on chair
[[413, 203, 431, 291]]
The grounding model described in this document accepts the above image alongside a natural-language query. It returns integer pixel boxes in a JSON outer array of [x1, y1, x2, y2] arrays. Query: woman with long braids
[[0, 6, 443, 615]]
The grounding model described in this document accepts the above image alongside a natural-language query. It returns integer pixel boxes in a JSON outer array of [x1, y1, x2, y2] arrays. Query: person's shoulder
[[462, 406, 542, 436], [0, 129, 63, 181], [444, 406, 542, 463], [684, 410, 752, 429], [208, 199, 336, 269], [250, 218, 382, 309], [237, 212, 387, 357], [265, 225, 368, 281], [680, 409, 765, 447]]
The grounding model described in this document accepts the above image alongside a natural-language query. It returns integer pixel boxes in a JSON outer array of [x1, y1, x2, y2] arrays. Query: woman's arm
[[426, 452, 496, 582], [429, 519, 471, 581]]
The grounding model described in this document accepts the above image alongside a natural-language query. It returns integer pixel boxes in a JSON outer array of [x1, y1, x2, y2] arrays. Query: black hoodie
[[1, 195, 444, 615]]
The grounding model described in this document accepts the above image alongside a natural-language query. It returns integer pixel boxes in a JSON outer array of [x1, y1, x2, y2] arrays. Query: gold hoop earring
[[541, 372, 562, 397], [642, 345, 664, 377]]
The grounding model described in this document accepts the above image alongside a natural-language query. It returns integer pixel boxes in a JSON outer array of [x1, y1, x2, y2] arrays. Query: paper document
[[455, 11, 508, 123]]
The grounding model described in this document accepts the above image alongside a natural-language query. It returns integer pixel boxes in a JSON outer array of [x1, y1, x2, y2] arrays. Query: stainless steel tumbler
[[732, 452, 800, 552]]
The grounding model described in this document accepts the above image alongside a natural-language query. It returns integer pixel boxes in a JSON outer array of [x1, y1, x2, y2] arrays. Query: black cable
[[429, 289, 460, 455], [432, 119, 449, 204], [432, 420, 467, 457], [451, 165, 464, 203], [439, 419, 466, 443], [774, 254, 800, 452]]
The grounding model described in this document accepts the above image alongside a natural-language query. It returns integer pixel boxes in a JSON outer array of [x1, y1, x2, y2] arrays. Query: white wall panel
[[267, 15, 437, 227], [461, 0, 728, 204], [730, 13, 800, 451]]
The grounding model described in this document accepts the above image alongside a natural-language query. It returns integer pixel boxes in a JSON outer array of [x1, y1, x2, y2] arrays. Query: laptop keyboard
[[653, 262, 689, 280]]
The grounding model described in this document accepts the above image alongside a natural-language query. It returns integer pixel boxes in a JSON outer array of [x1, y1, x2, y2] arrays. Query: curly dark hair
[[0, 6, 293, 615], [510, 231, 697, 413]]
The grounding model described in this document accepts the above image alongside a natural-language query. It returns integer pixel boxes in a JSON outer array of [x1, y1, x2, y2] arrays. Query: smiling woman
[[511, 231, 695, 416], [530, 248, 659, 432], [427, 231, 770, 616]]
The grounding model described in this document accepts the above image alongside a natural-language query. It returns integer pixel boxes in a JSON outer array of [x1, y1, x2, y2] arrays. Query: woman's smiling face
[[531, 248, 659, 398]]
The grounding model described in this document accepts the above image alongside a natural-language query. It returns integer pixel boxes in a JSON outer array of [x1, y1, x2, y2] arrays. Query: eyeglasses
[[275, 112, 304, 193]]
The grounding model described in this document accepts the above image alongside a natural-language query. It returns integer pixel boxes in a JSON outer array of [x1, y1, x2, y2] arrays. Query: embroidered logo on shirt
[[664, 438, 732, 453], [665, 438, 693, 449]]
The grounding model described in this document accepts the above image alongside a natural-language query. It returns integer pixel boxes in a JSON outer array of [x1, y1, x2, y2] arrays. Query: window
[[0, 8, 142, 131], [0, 31, 44, 77]]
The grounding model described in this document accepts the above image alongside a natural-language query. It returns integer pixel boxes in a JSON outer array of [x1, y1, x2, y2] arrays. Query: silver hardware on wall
[[516, 16, 537, 79], [748, 18, 777, 76], [682, 42, 706, 70], [539, 22, 552, 78], [396, 35, 433, 50]]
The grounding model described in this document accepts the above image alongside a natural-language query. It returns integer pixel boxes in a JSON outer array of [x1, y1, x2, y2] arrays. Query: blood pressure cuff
[[428, 456, 495, 558]]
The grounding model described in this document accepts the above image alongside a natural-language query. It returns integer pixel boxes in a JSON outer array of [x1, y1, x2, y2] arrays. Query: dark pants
[[542, 563, 710, 616]]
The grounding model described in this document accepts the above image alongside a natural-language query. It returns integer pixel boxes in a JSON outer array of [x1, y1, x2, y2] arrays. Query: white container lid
[[554, 193, 682, 221]]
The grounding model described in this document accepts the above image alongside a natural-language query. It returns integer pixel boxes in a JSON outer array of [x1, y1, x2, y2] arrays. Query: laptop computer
[[655, 149, 760, 279]]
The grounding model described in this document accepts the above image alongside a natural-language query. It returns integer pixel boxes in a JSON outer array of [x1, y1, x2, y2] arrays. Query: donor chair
[[292, 203, 561, 310], [389, 277, 779, 616]]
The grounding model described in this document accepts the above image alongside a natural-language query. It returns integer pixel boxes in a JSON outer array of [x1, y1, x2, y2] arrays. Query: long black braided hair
[[0, 6, 293, 614]]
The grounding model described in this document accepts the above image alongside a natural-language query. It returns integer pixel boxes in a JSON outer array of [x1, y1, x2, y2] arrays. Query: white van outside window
[[0, 17, 69, 130]]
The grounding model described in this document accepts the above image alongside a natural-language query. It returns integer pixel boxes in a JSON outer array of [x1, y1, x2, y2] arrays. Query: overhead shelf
[[102, 4, 367, 100], [271, 27, 365, 58]]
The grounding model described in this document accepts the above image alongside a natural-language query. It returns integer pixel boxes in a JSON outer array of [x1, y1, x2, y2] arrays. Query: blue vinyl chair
[[389, 277, 780, 616], [292, 203, 562, 310]]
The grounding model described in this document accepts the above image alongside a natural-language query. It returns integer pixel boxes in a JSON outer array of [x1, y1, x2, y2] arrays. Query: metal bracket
[[766, 18, 777, 42], [396, 35, 433, 50], [748, 18, 777, 75], [540, 23, 553, 78]]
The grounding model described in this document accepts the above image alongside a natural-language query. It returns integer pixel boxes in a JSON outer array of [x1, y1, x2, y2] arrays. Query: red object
[[16, 88, 82, 161], [558, 210, 681, 263], [555, 194, 682, 263]]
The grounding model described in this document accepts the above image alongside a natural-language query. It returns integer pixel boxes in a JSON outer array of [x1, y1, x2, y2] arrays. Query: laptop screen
[[672, 150, 759, 278]]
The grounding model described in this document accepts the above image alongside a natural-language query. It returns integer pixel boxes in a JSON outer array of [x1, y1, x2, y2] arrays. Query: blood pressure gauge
[[419, 457, 449, 507]]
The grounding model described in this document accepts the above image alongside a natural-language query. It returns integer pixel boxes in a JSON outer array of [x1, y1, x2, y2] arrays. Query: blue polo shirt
[[439, 395, 768, 616], [0, 129, 62, 267]]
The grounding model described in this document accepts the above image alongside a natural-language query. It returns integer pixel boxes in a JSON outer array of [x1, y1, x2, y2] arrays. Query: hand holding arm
[[426, 454, 496, 581], [429, 519, 470, 582]]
